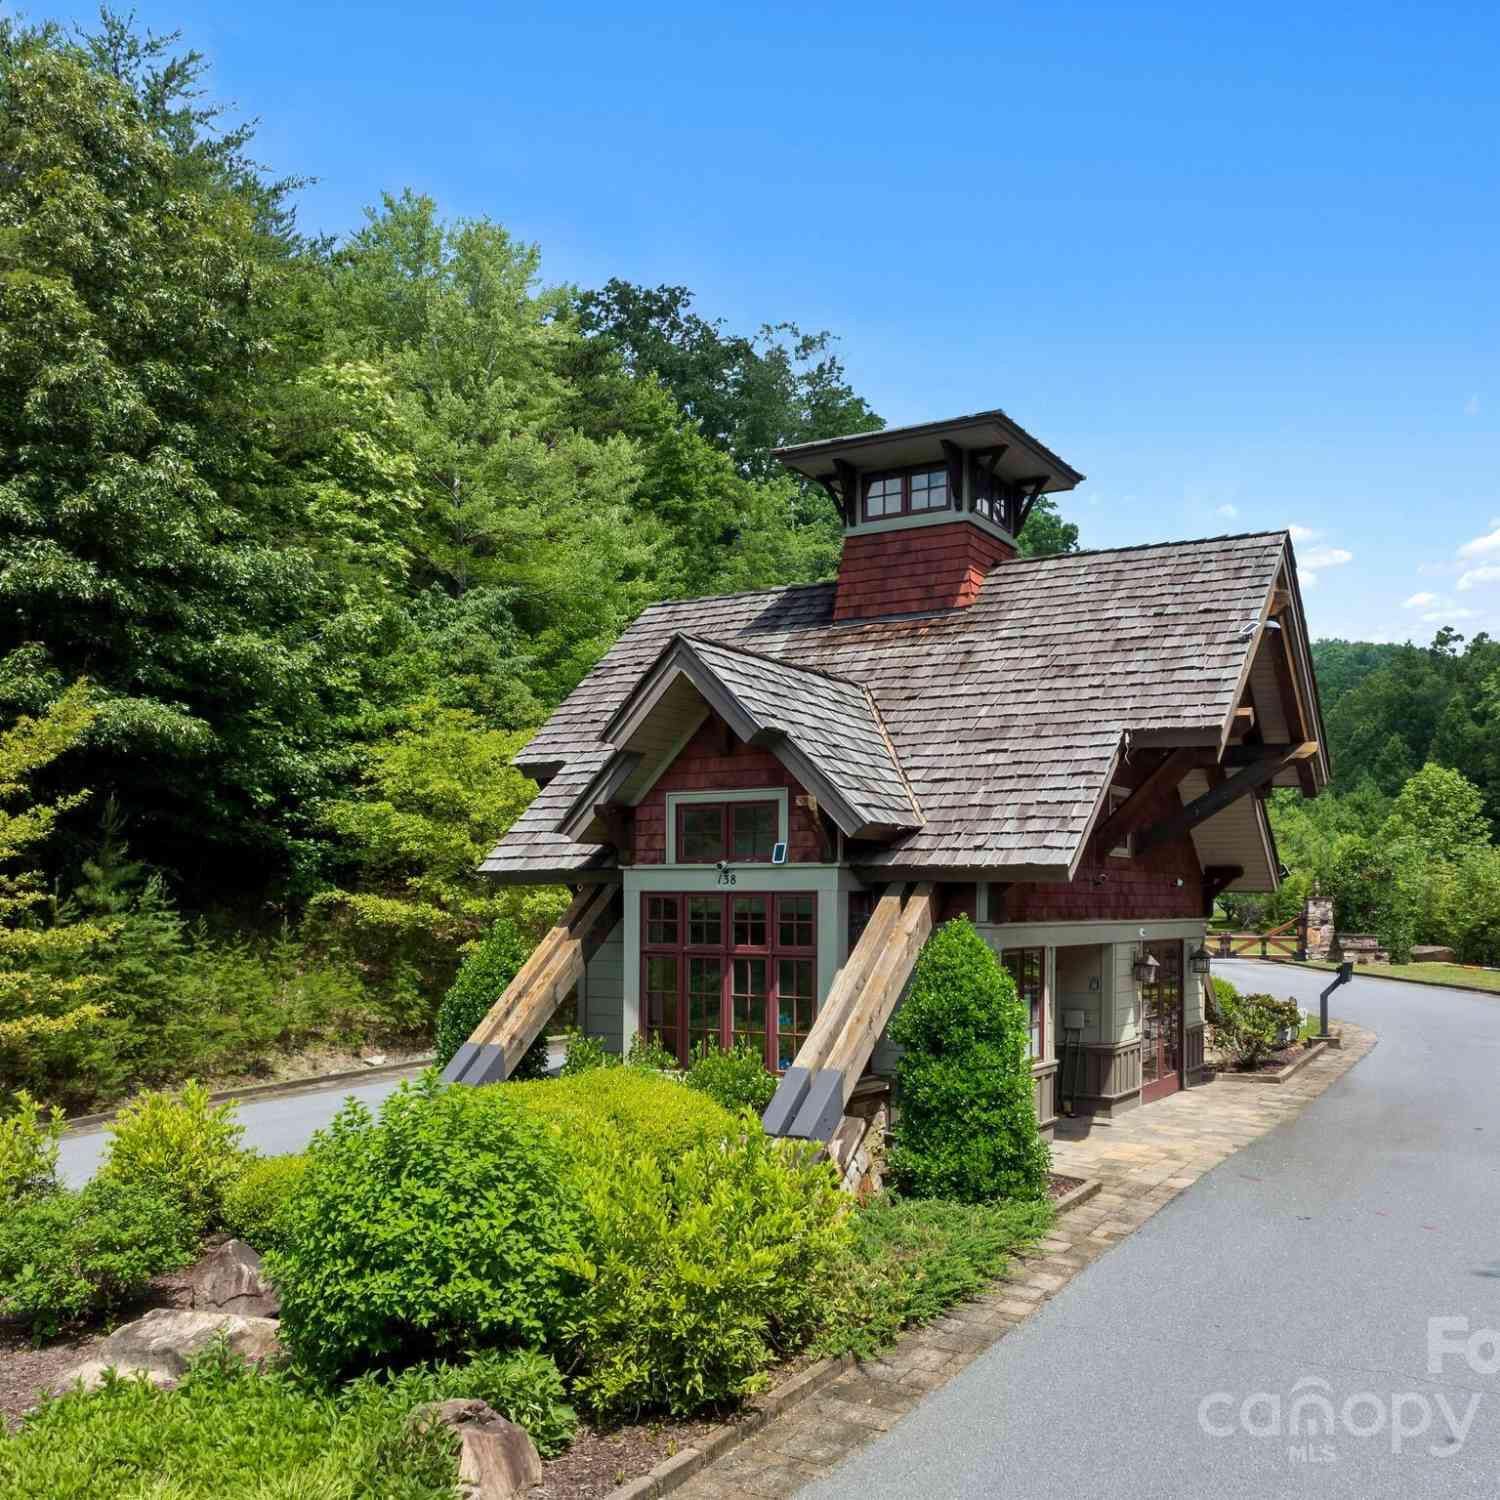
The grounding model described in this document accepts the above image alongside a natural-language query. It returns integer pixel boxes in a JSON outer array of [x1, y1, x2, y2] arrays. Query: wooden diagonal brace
[[1091, 749, 1198, 854], [1136, 744, 1318, 855], [1201, 864, 1244, 918]]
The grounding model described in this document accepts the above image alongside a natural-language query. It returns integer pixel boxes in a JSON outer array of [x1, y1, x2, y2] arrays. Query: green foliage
[[1016, 495, 1080, 557], [434, 918, 533, 1070], [814, 1195, 1054, 1359], [0, 1342, 459, 1499], [267, 1075, 581, 1378], [684, 1039, 777, 1114], [1380, 762, 1490, 863], [625, 1030, 681, 1072], [554, 1119, 850, 1417], [0, 1090, 65, 1203], [887, 919, 1051, 1203], [1207, 976, 1239, 1027], [418, 1348, 577, 1458], [1210, 992, 1303, 1071], [0, 1177, 198, 1339], [507, 1066, 738, 1166], [100, 1082, 250, 1236], [559, 1028, 616, 1076], [221, 1154, 309, 1254]]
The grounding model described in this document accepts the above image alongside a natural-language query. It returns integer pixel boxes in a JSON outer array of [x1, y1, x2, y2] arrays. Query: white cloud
[[1287, 524, 1322, 543], [1215, 503, 1238, 519], [1403, 592, 1439, 608], [1301, 571, 1318, 587], [1465, 395, 1481, 417], [1458, 564, 1500, 591], [1423, 607, 1480, 622], [1302, 546, 1353, 569], [1458, 526, 1500, 559]]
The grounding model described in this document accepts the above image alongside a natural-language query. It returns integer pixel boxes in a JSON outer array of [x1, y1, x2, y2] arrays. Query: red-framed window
[[861, 465, 951, 523], [674, 800, 779, 863], [640, 891, 817, 1071], [1001, 947, 1044, 1060]]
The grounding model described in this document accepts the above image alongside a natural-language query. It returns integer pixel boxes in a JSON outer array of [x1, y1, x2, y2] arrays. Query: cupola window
[[861, 466, 950, 522]]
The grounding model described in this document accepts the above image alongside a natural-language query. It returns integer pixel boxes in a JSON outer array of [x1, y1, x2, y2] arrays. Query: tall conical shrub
[[887, 918, 1051, 1202]]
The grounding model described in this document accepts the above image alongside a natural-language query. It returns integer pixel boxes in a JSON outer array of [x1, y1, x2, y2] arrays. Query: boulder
[[410, 1399, 543, 1498], [51, 1308, 281, 1395], [190, 1238, 280, 1317], [1411, 945, 1457, 964]]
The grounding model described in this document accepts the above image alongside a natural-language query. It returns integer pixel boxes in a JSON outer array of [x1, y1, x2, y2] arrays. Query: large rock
[[410, 1399, 543, 1498], [1411, 945, 1457, 964], [51, 1308, 281, 1395], [190, 1238, 280, 1317]]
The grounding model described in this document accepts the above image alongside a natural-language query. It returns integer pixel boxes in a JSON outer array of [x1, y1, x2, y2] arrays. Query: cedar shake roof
[[483, 530, 1297, 882]]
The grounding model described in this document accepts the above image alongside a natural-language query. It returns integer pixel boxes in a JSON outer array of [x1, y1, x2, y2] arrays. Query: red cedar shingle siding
[[833, 522, 1016, 621], [938, 883, 979, 923], [632, 713, 823, 865]]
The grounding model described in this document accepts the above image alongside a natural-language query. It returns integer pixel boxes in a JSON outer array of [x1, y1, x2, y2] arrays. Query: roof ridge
[[638, 579, 834, 614], [1001, 529, 1290, 566]]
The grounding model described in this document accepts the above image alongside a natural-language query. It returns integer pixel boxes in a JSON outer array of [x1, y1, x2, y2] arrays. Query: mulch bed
[[538, 1411, 729, 1500], [1047, 1172, 1087, 1200], [1209, 1040, 1312, 1076]]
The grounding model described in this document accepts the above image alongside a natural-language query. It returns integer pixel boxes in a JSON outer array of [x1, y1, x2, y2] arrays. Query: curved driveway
[[802, 960, 1500, 1499]]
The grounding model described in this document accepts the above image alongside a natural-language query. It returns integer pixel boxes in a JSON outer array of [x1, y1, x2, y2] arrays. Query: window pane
[[732, 957, 769, 1065], [733, 894, 768, 948], [865, 474, 902, 519], [687, 956, 722, 1057], [777, 958, 815, 1070], [909, 468, 948, 511], [1002, 948, 1043, 1060], [687, 895, 722, 947], [731, 802, 776, 861], [645, 895, 678, 947], [679, 804, 723, 862], [644, 956, 680, 1063], [778, 893, 815, 950]]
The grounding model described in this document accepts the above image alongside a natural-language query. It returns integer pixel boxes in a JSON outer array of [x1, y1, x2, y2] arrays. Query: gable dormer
[[773, 408, 1084, 622]]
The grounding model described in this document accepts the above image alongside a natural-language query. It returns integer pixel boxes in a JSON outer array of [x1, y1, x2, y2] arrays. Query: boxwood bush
[[684, 1039, 777, 1114], [267, 1075, 583, 1378], [887, 918, 1051, 1203], [0, 1178, 198, 1339], [221, 1154, 308, 1254]]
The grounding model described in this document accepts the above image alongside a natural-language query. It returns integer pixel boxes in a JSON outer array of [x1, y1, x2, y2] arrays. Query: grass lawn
[[1287, 959, 1500, 996]]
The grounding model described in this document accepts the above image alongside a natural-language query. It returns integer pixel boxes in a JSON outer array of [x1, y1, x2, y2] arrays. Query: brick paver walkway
[[672, 1025, 1377, 1500]]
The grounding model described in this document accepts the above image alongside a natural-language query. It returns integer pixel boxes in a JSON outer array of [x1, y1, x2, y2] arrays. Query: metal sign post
[[1318, 960, 1354, 1042]]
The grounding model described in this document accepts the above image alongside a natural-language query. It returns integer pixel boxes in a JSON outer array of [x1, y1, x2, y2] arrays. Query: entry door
[[1140, 941, 1183, 1103]]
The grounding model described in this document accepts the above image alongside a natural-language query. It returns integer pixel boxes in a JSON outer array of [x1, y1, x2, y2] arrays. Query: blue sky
[[42, 0, 1500, 643]]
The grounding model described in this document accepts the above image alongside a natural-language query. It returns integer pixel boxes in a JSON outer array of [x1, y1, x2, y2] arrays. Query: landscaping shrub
[[685, 1038, 777, 1114], [558, 1027, 614, 1075], [506, 1066, 738, 1168], [434, 918, 541, 1073], [0, 1342, 458, 1499], [221, 1153, 308, 1254], [887, 918, 1051, 1203], [1211, 992, 1305, 1070], [407, 1348, 577, 1458], [555, 1121, 849, 1418], [626, 1030, 680, 1072], [268, 1075, 581, 1378], [814, 1195, 1054, 1359], [1207, 975, 1239, 1026], [0, 1091, 66, 1203], [0, 1178, 198, 1339], [100, 1081, 250, 1235]]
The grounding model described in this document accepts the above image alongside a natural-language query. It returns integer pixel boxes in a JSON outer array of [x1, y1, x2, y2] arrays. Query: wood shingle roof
[[483, 531, 1290, 882]]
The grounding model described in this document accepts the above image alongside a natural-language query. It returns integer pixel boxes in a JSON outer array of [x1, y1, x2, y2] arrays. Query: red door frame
[[1140, 940, 1184, 1104]]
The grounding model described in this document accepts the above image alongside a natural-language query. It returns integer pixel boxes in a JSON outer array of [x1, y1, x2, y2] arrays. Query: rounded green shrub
[[506, 1066, 737, 1168], [222, 1154, 308, 1253], [0, 1177, 198, 1339], [887, 918, 1051, 1203], [0, 1091, 66, 1204], [416, 1348, 577, 1458], [100, 1081, 249, 1235], [684, 1039, 776, 1115], [267, 1075, 582, 1378], [558, 1028, 614, 1076], [434, 919, 549, 1076], [1207, 975, 1239, 1026]]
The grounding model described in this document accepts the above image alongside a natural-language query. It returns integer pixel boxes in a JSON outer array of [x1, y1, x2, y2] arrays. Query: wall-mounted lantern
[[1132, 949, 1160, 985], [1188, 945, 1212, 977]]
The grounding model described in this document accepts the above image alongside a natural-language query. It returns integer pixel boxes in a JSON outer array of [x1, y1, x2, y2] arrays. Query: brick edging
[[1210, 1039, 1329, 1086], [1052, 1176, 1101, 1213], [62, 1057, 437, 1135], [603, 1355, 856, 1500]]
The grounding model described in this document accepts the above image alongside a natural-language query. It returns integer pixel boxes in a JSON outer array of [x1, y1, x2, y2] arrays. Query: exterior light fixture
[[1188, 945, 1212, 977], [1132, 949, 1160, 985]]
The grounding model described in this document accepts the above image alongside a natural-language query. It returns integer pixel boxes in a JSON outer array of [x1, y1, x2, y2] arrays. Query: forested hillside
[[0, 14, 1081, 1108], [1258, 631, 1500, 964]]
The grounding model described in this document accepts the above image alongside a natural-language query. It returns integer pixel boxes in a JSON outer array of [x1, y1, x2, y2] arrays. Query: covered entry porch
[[974, 917, 1212, 1128]]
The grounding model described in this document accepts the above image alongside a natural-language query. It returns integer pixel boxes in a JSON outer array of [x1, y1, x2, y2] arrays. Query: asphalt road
[[802, 960, 1500, 1499]]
